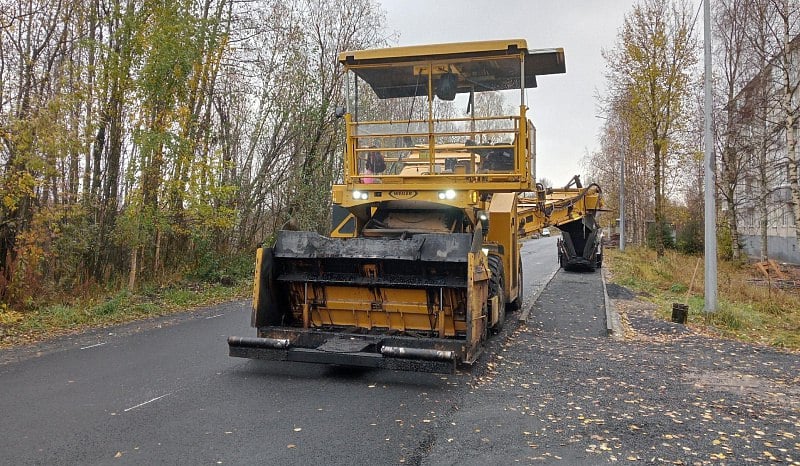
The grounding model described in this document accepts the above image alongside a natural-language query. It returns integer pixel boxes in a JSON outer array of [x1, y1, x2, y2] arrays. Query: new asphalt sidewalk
[[423, 268, 800, 465]]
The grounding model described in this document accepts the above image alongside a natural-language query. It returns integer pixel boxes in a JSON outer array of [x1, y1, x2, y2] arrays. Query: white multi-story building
[[727, 35, 799, 264]]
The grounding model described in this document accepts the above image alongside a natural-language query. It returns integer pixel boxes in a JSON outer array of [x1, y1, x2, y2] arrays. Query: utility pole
[[703, 0, 717, 312], [620, 152, 625, 252]]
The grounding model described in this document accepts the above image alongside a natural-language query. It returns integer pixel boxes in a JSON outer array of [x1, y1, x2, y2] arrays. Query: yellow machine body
[[229, 39, 602, 373]]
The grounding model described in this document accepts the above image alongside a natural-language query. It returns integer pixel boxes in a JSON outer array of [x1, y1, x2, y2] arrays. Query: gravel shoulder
[[423, 269, 800, 465]]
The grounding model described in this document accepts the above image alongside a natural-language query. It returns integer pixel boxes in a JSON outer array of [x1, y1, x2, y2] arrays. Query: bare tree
[[589, 90, 656, 246], [603, 0, 699, 256], [0, 0, 392, 305], [715, 0, 758, 261]]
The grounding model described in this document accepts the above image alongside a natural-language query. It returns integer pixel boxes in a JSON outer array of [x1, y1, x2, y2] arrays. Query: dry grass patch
[[0, 281, 249, 349], [606, 247, 800, 350]]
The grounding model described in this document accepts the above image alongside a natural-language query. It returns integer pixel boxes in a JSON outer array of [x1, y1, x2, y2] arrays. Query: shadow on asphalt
[[228, 358, 455, 388]]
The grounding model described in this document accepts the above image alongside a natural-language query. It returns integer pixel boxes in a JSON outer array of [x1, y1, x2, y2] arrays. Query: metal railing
[[345, 113, 529, 188]]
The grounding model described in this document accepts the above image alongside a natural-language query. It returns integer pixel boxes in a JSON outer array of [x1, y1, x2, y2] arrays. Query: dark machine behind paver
[[423, 270, 800, 465]]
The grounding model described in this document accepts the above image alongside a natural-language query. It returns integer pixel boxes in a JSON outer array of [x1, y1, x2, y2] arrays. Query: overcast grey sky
[[378, 0, 637, 184]]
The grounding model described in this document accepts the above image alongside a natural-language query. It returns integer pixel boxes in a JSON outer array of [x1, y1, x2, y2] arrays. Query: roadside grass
[[0, 280, 249, 349], [606, 247, 800, 350]]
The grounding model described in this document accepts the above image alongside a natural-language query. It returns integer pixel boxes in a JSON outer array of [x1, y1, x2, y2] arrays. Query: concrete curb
[[519, 266, 560, 323], [601, 267, 623, 339]]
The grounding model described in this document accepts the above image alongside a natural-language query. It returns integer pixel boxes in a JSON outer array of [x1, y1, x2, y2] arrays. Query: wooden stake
[[686, 257, 701, 304]]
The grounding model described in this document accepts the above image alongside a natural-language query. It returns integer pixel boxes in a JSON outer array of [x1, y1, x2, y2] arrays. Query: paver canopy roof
[[339, 39, 566, 99]]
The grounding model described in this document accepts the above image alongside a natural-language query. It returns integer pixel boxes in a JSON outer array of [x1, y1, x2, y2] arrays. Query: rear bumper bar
[[228, 329, 463, 374]]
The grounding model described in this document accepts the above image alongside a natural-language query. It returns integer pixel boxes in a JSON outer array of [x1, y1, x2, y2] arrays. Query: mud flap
[[252, 248, 286, 327]]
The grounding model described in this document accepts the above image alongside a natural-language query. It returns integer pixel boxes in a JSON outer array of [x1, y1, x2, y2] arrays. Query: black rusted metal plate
[[274, 231, 472, 263], [275, 272, 467, 288], [316, 337, 373, 353]]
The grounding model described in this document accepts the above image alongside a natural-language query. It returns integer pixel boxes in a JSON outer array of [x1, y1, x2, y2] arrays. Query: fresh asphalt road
[[0, 238, 561, 465]]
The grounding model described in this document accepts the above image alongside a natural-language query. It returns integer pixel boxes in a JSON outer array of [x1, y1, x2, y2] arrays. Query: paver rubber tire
[[488, 255, 506, 333]]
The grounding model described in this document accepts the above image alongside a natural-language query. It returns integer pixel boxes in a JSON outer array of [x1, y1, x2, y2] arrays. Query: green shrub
[[190, 246, 253, 285], [165, 289, 193, 306], [646, 221, 675, 250], [717, 222, 733, 261], [91, 291, 129, 317], [670, 283, 687, 293], [676, 219, 703, 255]]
